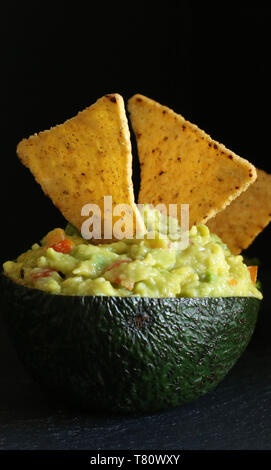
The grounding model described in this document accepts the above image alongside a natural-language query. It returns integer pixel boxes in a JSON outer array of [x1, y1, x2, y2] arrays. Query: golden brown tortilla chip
[[17, 93, 145, 240], [207, 168, 271, 254], [128, 94, 257, 227]]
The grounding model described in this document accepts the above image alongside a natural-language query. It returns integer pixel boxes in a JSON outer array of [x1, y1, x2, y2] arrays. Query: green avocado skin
[[0, 274, 261, 414]]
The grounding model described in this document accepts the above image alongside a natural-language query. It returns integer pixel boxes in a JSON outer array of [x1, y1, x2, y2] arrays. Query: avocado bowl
[[0, 273, 261, 414]]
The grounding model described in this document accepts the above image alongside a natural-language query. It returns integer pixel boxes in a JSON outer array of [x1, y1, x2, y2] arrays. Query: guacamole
[[3, 206, 262, 299]]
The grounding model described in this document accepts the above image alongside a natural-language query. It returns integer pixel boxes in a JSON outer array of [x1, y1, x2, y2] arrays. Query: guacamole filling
[[3, 206, 262, 299]]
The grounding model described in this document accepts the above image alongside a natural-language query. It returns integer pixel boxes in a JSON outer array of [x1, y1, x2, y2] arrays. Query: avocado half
[[0, 273, 261, 414]]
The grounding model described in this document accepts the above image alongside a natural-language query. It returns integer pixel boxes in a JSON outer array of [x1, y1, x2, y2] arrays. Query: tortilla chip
[[128, 94, 257, 227], [17, 93, 145, 240], [207, 168, 271, 254]]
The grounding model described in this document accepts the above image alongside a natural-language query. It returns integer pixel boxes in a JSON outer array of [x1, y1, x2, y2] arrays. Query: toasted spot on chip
[[207, 168, 271, 254], [128, 94, 257, 228], [17, 93, 145, 240]]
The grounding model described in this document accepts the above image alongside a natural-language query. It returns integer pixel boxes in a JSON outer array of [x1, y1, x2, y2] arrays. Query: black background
[[1, 3, 271, 451]]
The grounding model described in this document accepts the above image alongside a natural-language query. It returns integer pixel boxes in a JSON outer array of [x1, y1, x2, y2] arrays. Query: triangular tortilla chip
[[128, 94, 257, 227], [207, 168, 271, 254], [17, 94, 145, 240]]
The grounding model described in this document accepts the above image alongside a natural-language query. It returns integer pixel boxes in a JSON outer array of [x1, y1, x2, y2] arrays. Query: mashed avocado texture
[[3, 206, 262, 299]]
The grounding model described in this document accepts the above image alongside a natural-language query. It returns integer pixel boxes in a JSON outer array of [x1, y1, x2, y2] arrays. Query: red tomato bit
[[113, 277, 134, 291], [32, 268, 57, 280], [51, 239, 75, 254], [45, 228, 65, 248]]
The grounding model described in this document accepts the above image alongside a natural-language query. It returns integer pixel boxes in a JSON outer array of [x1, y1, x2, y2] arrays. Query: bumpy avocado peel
[[1, 274, 260, 414]]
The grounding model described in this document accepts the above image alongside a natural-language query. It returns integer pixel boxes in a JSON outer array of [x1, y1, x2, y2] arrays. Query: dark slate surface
[[0, 273, 270, 450]]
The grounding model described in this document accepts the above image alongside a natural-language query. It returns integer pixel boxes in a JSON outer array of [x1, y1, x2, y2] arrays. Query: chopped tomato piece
[[46, 228, 65, 248], [114, 277, 134, 291], [105, 259, 132, 272], [104, 260, 133, 290], [248, 266, 258, 285], [51, 239, 75, 254], [32, 268, 57, 280], [228, 278, 238, 286]]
